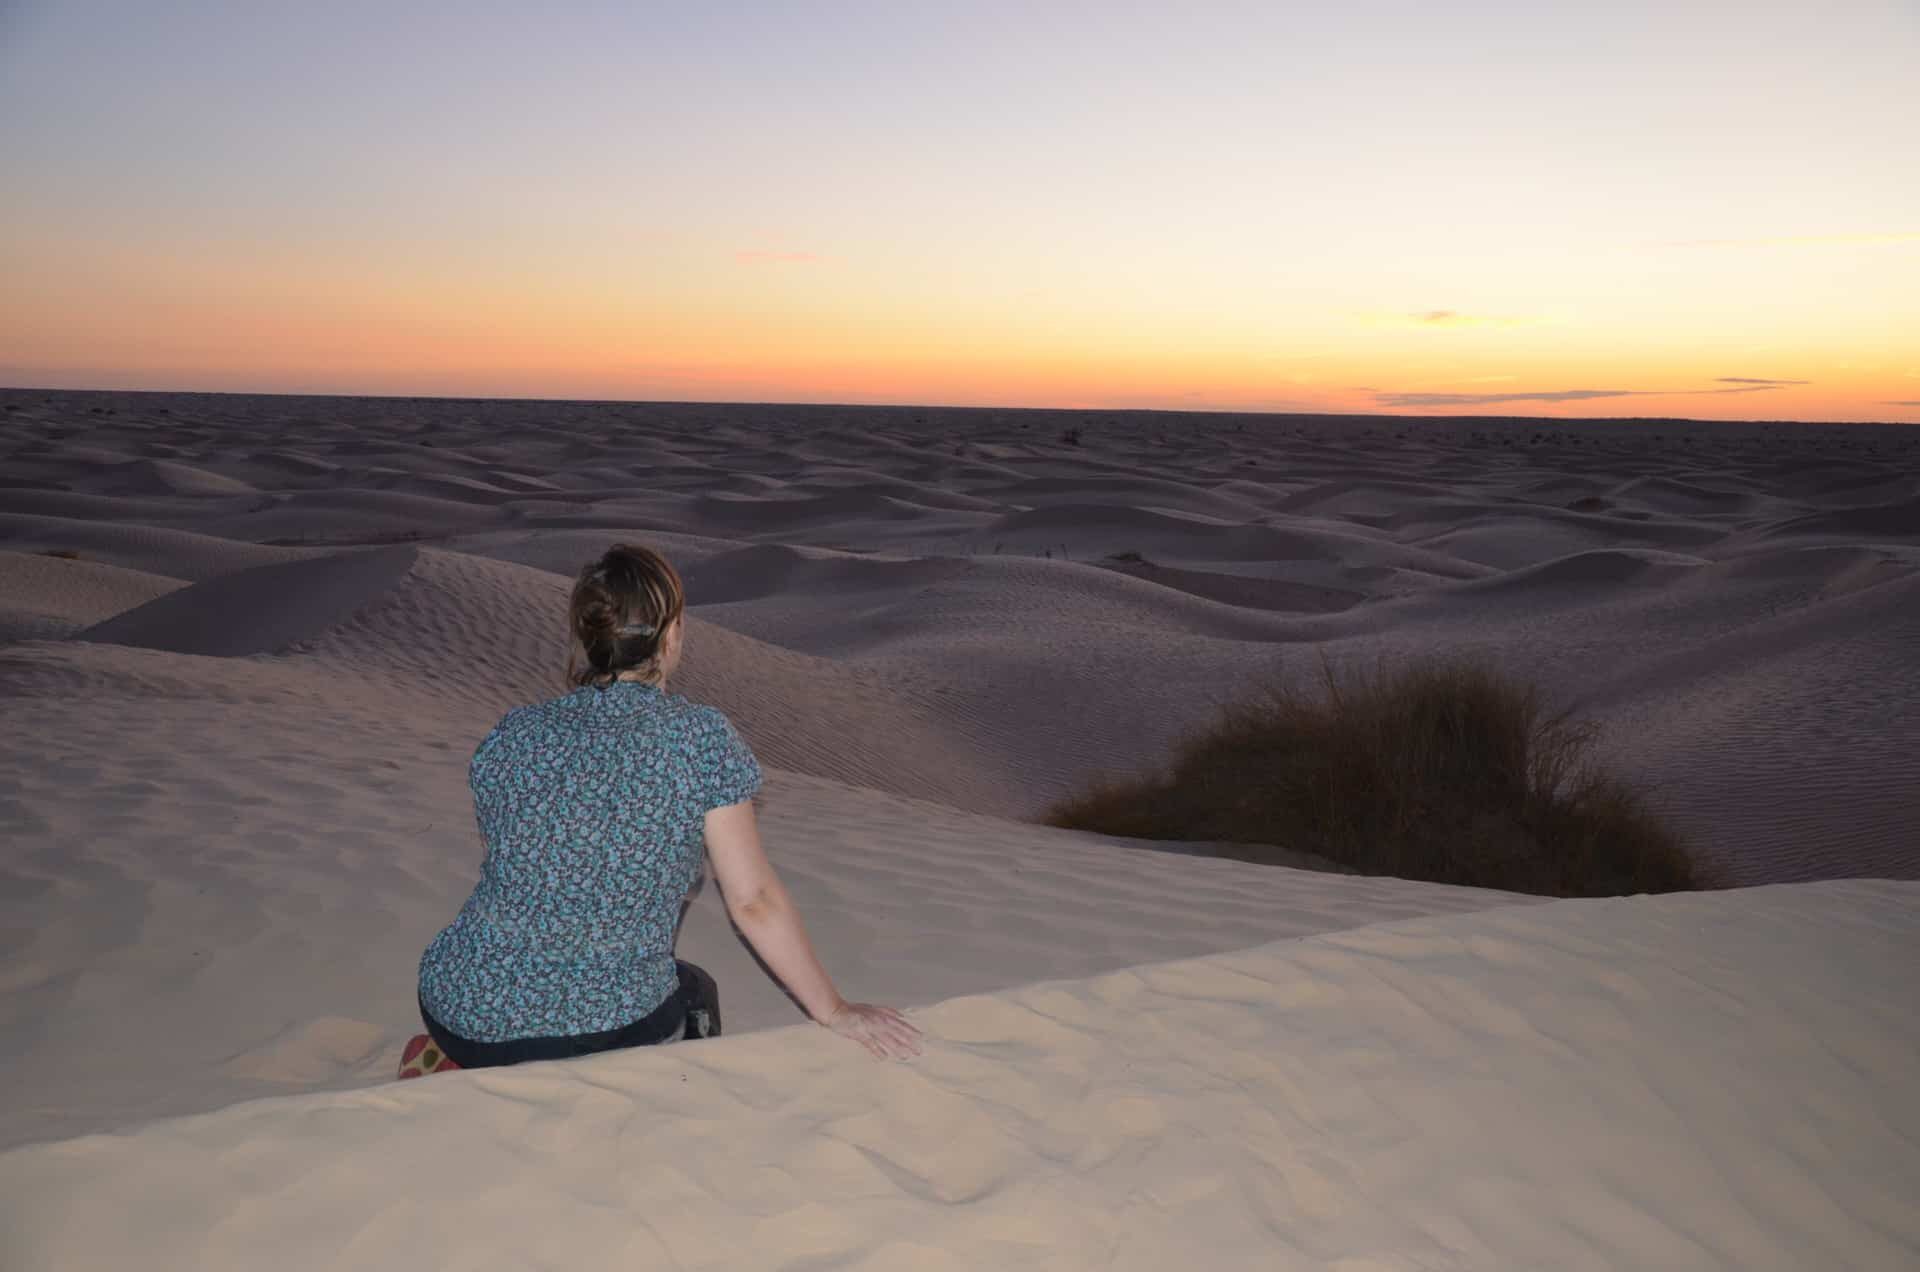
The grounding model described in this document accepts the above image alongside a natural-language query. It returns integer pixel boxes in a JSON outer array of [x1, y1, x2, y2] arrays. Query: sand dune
[[1604, 473, 1761, 515], [0, 550, 186, 642], [3, 880, 1913, 1271], [191, 488, 505, 544], [0, 486, 261, 524], [0, 511, 314, 580], [1408, 510, 1725, 569], [78, 545, 419, 657], [989, 473, 1273, 519], [682, 542, 977, 608], [2, 389, 1916, 1265], [1451, 546, 1708, 594], [67, 457, 263, 498], [1576, 572, 1920, 882], [6, 391, 1916, 860], [1749, 493, 1920, 543]]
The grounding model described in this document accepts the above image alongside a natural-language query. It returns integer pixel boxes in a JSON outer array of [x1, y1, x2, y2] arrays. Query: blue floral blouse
[[418, 680, 762, 1042]]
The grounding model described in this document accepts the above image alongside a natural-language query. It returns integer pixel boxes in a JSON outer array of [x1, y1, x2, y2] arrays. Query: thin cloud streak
[[1374, 385, 1787, 408], [1359, 311, 1539, 330], [1654, 232, 1920, 249], [1717, 377, 1811, 385], [734, 250, 821, 265]]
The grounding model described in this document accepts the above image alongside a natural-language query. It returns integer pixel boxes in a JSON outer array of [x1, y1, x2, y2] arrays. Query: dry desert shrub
[[1047, 659, 1699, 897]]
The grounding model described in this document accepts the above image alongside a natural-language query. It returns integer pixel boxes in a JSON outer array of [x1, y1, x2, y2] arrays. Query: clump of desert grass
[[1047, 658, 1699, 897]]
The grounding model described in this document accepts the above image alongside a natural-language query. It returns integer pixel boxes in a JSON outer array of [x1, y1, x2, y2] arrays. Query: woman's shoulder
[[665, 697, 761, 805], [492, 692, 570, 734], [471, 691, 583, 756], [658, 691, 729, 731], [658, 694, 752, 749]]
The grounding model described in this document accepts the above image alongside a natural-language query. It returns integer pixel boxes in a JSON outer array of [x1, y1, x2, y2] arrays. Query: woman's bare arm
[[703, 800, 921, 1059]]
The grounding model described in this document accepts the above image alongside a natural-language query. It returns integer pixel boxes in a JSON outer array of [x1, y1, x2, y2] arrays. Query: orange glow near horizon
[[8, 248, 1912, 423], [5, 222, 1916, 423]]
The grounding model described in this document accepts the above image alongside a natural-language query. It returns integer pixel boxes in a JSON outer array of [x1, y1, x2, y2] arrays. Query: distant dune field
[[2, 389, 1916, 1269]]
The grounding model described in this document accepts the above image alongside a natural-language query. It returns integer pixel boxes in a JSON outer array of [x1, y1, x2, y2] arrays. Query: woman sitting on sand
[[406, 543, 921, 1074]]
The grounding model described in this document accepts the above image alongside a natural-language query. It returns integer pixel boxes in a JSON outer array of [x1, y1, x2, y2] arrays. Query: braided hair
[[566, 543, 686, 688]]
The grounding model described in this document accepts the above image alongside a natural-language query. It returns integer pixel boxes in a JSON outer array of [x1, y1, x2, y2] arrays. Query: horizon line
[[1, 383, 1912, 429]]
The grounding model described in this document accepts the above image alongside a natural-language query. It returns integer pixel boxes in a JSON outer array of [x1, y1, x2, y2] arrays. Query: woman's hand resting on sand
[[825, 1002, 923, 1060], [705, 802, 923, 1061]]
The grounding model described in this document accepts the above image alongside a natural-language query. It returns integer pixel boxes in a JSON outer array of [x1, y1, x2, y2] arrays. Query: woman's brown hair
[[567, 543, 686, 687]]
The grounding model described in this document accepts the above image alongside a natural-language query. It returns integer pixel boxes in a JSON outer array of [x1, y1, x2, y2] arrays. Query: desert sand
[[2, 388, 1917, 1268]]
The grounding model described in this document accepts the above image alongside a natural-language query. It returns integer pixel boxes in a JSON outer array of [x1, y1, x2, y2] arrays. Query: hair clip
[[617, 622, 656, 639]]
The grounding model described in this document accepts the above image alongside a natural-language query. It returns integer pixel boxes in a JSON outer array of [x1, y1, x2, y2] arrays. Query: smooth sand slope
[[3, 390, 1917, 1266], [4, 880, 1915, 1271]]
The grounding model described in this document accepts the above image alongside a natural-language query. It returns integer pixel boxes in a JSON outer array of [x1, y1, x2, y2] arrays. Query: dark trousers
[[420, 960, 721, 1070]]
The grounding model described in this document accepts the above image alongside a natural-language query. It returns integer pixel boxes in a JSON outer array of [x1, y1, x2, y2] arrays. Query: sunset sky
[[2, 0, 1915, 421]]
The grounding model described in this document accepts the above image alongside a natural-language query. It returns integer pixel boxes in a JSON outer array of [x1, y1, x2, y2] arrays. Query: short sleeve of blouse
[[691, 706, 762, 811]]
